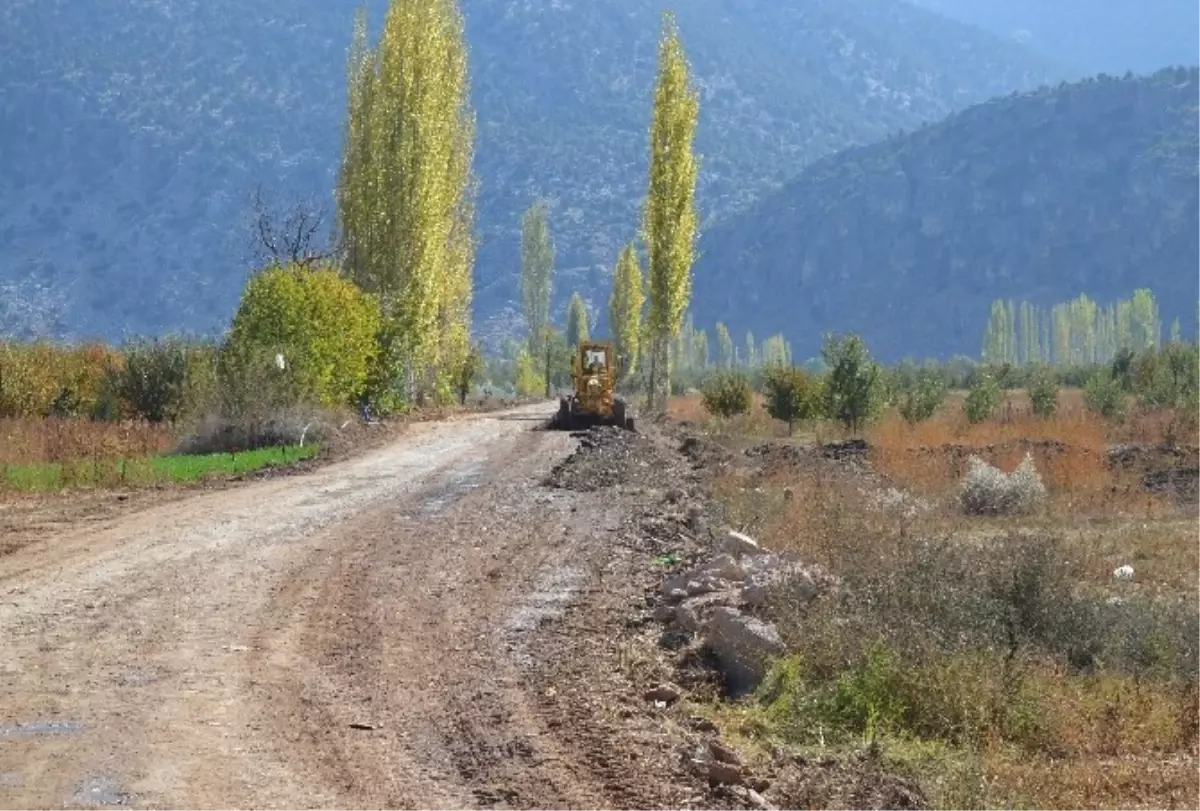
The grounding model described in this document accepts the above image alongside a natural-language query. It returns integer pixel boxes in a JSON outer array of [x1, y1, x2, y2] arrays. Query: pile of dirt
[[1107, 442, 1198, 469], [545, 426, 688, 492], [679, 435, 735, 470], [744, 439, 870, 472]]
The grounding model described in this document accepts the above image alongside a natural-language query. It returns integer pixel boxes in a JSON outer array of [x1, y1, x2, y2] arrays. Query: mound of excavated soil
[[745, 439, 870, 469], [545, 426, 687, 492], [679, 435, 734, 470]]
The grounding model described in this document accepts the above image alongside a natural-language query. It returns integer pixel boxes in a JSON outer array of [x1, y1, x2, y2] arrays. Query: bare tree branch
[[247, 184, 334, 270]]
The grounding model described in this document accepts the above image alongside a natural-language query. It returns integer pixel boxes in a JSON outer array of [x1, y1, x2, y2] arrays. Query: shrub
[[117, 337, 190, 423], [897, 371, 947, 424], [226, 263, 381, 407], [762, 365, 815, 433], [1027, 365, 1059, 419], [963, 373, 1002, 423], [1083, 370, 1126, 420], [176, 404, 331, 455], [176, 342, 319, 453], [958, 453, 1047, 515], [456, 344, 484, 406], [702, 370, 753, 418], [820, 333, 885, 432]]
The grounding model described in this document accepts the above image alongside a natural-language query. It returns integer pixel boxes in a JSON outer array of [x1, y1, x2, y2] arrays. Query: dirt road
[[0, 403, 688, 810]]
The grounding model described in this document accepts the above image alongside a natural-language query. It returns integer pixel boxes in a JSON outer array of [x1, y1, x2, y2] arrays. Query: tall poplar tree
[[642, 12, 699, 412], [608, 243, 644, 380], [521, 200, 555, 360], [982, 300, 1010, 363], [714, 322, 734, 368], [336, 0, 476, 404], [565, 292, 590, 349]]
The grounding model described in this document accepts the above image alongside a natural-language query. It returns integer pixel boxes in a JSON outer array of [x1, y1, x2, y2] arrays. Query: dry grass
[[0, 417, 174, 467], [694, 395, 1198, 810], [667, 393, 709, 424], [669, 392, 810, 443], [865, 402, 1189, 518], [0, 418, 177, 494]]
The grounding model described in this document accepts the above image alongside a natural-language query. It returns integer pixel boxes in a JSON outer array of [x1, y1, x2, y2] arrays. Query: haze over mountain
[[912, 0, 1200, 77], [0, 0, 1065, 342], [690, 68, 1200, 363]]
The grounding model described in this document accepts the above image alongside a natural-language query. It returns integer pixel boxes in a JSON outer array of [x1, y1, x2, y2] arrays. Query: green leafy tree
[[701, 371, 752, 418], [608, 243, 644, 381], [761, 334, 791, 367], [820, 334, 884, 433], [521, 200, 555, 360], [117, 337, 191, 423], [226, 263, 382, 407], [1111, 347, 1137, 392], [513, 348, 546, 398], [1084, 370, 1126, 420], [897, 371, 947, 425], [964, 373, 1003, 423], [1027, 365, 1059, 418], [336, 0, 476, 405], [982, 300, 1015, 363], [565, 292, 590, 349], [762, 365, 814, 434], [643, 12, 700, 412], [543, 326, 574, 392]]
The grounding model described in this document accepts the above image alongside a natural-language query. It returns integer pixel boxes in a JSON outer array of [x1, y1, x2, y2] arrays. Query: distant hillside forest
[[691, 68, 1200, 362], [0, 0, 1065, 342], [912, 0, 1199, 75]]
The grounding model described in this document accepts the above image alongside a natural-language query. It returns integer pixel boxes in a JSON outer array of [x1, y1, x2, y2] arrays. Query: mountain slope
[[0, 0, 1065, 341], [912, 0, 1200, 76], [690, 68, 1200, 362]]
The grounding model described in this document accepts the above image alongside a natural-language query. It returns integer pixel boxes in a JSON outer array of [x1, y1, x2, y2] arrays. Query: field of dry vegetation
[[669, 389, 1199, 809]]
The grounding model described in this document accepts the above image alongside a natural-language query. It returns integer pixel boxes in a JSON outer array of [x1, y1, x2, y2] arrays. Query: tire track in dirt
[[2, 405, 713, 810], [249, 428, 610, 809], [0, 405, 579, 809]]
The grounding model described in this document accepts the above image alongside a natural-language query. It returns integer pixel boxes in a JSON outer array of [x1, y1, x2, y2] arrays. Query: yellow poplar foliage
[[513, 348, 546, 398], [608, 243, 644, 379], [521, 201, 556, 360], [0, 341, 119, 418], [227, 263, 382, 406], [566, 292, 590, 348], [337, 0, 476, 401], [642, 12, 700, 409]]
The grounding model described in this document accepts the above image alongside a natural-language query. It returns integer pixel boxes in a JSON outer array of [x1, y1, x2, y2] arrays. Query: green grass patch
[[1, 444, 319, 492]]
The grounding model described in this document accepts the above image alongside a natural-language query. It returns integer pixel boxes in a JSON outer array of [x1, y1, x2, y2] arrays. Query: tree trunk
[[647, 338, 658, 413]]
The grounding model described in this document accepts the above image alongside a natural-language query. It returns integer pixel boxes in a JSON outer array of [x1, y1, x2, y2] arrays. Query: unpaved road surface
[[0, 403, 691, 810]]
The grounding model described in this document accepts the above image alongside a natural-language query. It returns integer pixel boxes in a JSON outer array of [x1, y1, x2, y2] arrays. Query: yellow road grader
[[549, 341, 635, 431]]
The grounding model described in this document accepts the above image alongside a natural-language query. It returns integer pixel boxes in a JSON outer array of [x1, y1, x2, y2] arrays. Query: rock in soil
[[707, 739, 743, 766], [704, 608, 786, 696], [707, 760, 745, 786], [720, 530, 762, 558], [643, 684, 682, 704], [675, 591, 740, 633]]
